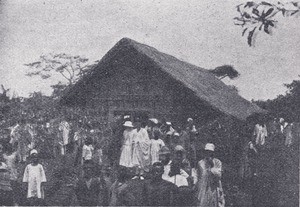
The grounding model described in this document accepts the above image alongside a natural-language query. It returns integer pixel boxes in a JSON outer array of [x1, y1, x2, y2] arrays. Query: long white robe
[[132, 128, 150, 169], [119, 129, 134, 167], [196, 158, 225, 207], [150, 139, 165, 164]]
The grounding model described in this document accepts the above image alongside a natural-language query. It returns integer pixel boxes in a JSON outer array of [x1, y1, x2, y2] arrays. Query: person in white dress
[[82, 137, 94, 164], [119, 121, 134, 167], [58, 119, 71, 155], [22, 150, 47, 206], [132, 118, 151, 176], [150, 129, 165, 164]]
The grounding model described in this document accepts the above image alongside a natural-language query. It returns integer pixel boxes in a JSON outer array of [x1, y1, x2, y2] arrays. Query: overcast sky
[[0, 0, 299, 100]]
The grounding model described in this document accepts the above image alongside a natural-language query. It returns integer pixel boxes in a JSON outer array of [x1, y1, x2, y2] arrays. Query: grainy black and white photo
[[0, 0, 299, 206]]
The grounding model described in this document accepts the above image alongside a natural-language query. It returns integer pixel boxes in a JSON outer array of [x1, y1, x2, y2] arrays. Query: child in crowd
[[82, 137, 94, 164], [150, 129, 165, 164], [22, 149, 47, 206]]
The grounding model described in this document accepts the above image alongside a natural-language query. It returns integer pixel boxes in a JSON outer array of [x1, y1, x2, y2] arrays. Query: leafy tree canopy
[[254, 76, 300, 122], [234, 1, 300, 46], [25, 53, 93, 85]]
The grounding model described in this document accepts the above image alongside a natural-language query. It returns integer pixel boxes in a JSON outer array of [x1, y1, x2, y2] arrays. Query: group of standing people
[[0, 114, 227, 206], [117, 116, 225, 206]]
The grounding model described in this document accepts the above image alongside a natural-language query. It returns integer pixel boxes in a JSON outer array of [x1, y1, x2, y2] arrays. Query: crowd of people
[[0, 115, 227, 206], [0, 112, 298, 206]]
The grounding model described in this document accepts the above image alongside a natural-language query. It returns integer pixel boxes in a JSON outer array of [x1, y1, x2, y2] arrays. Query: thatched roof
[[61, 37, 266, 120]]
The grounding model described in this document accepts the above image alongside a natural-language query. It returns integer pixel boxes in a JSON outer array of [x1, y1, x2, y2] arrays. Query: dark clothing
[[0, 189, 13, 206], [46, 185, 78, 206], [144, 179, 179, 206], [118, 179, 146, 206], [27, 197, 44, 206], [76, 177, 107, 206], [177, 186, 197, 206]]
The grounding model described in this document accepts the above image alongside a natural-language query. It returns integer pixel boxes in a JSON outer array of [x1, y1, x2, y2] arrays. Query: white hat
[[30, 149, 38, 155], [123, 121, 134, 128], [0, 162, 8, 170], [173, 132, 180, 136], [149, 118, 158, 124], [166, 122, 172, 126], [187, 118, 193, 122], [204, 143, 215, 152], [174, 145, 185, 152]]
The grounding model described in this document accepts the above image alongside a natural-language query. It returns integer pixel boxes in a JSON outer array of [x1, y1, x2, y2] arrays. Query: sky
[[0, 0, 299, 100]]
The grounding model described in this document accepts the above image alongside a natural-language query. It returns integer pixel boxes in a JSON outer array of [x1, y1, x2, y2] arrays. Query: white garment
[[132, 128, 151, 169], [150, 139, 165, 164], [59, 121, 70, 145], [23, 164, 47, 199], [82, 144, 94, 160], [254, 124, 268, 145], [280, 122, 288, 133], [167, 174, 189, 187], [119, 129, 134, 167], [9, 124, 20, 145], [162, 161, 189, 182], [166, 126, 175, 135]]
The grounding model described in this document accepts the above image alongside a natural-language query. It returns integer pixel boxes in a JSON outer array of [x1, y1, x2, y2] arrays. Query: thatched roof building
[[60, 38, 265, 125]]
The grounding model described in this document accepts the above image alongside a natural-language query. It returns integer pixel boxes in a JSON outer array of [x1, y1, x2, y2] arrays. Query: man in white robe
[[196, 143, 225, 207], [58, 119, 71, 155], [132, 119, 150, 175]]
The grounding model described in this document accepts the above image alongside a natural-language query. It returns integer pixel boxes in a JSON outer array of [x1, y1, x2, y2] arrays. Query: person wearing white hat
[[195, 143, 225, 207], [119, 121, 135, 167], [23, 149, 47, 206]]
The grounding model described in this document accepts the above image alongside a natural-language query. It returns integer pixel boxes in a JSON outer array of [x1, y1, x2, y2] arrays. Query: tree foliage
[[210, 65, 240, 80], [234, 1, 300, 46], [254, 76, 300, 121], [25, 53, 92, 85]]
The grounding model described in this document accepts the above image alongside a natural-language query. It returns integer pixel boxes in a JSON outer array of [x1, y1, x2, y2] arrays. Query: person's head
[[204, 143, 215, 159], [85, 137, 93, 145], [30, 150, 39, 165], [153, 129, 161, 140], [174, 145, 185, 162], [159, 146, 171, 165], [166, 122, 172, 130], [168, 161, 181, 177], [134, 118, 142, 129], [173, 132, 180, 143], [151, 162, 164, 180]]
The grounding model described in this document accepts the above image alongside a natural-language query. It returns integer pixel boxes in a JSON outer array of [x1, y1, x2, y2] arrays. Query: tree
[[234, 1, 300, 46], [254, 76, 300, 121], [210, 65, 240, 80], [25, 53, 93, 85]]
